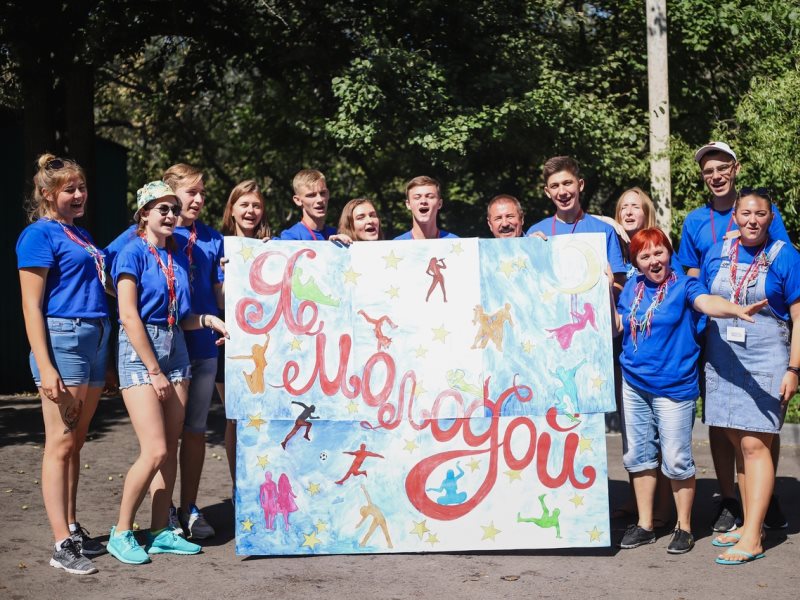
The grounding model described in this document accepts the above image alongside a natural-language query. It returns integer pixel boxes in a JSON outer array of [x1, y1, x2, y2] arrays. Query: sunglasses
[[151, 204, 182, 217], [739, 187, 773, 202], [45, 158, 66, 171]]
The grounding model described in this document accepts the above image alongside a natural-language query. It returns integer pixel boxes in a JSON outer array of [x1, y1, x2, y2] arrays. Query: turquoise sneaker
[[107, 526, 150, 564], [146, 528, 202, 555]]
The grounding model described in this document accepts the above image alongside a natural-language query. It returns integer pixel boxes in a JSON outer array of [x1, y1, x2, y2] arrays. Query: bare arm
[[686, 267, 700, 278], [692, 294, 768, 322], [781, 301, 800, 405], [180, 312, 229, 343]]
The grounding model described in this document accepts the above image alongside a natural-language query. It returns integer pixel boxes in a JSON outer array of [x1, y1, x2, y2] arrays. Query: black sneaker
[[764, 495, 788, 529], [619, 524, 656, 549], [712, 497, 742, 532], [667, 525, 694, 554], [50, 538, 98, 575], [70, 523, 106, 557]]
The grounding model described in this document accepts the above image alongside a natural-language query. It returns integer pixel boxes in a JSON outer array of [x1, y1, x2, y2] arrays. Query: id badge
[[726, 326, 746, 343]]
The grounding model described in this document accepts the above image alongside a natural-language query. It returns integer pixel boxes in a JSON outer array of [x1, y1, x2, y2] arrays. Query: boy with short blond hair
[[279, 169, 337, 240]]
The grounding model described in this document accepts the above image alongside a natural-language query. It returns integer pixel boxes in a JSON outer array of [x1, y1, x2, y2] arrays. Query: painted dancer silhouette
[[553, 359, 586, 422], [356, 485, 393, 548], [281, 401, 319, 449], [335, 443, 384, 485], [426, 462, 467, 505], [517, 494, 562, 538], [425, 257, 447, 302], [229, 334, 270, 394], [546, 302, 597, 350], [358, 310, 398, 351], [259, 471, 278, 530]]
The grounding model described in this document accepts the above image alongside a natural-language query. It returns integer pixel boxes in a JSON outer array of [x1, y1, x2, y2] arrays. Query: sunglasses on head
[[739, 187, 772, 202], [151, 204, 182, 217], [45, 158, 66, 171]]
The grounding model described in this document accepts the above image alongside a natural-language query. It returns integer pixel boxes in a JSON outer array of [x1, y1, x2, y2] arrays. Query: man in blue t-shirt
[[526, 156, 627, 294], [394, 175, 458, 240], [278, 169, 337, 240]]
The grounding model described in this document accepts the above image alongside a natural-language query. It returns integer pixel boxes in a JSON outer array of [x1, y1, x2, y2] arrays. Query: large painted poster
[[224, 234, 615, 555]]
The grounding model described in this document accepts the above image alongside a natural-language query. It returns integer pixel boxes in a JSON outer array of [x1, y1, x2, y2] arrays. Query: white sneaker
[[179, 504, 215, 540], [168, 506, 185, 537]]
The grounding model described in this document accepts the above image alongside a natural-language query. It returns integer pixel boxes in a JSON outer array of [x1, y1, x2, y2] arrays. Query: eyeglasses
[[45, 158, 66, 171], [739, 187, 773, 202], [151, 204, 182, 217], [701, 162, 736, 179]]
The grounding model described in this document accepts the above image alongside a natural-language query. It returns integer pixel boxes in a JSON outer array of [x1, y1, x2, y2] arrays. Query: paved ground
[[1, 394, 798, 600]]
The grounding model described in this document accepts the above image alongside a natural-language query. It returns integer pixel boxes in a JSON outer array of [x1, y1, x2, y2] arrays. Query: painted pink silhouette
[[546, 303, 597, 350], [425, 257, 447, 302], [276, 473, 298, 531], [259, 471, 278, 530], [358, 309, 398, 351]]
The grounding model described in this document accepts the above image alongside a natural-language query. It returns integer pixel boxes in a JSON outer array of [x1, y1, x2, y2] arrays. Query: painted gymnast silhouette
[[357, 310, 398, 351], [517, 494, 562, 538], [229, 334, 270, 394], [546, 302, 597, 350], [259, 471, 278, 530], [281, 401, 319, 449], [426, 462, 467, 505], [446, 369, 482, 398], [276, 473, 298, 531], [425, 257, 447, 302], [355, 484, 393, 548], [471, 303, 514, 351], [335, 443, 384, 485]]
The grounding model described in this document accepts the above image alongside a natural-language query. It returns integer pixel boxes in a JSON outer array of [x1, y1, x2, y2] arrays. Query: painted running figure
[[357, 310, 398, 351], [335, 443, 385, 485], [517, 494, 562, 538], [229, 334, 270, 394], [425, 257, 447, 302], [426, 462, 467, 505], [546, 302, 597, 350], [356, 485, 393, 548], [281, 401, 319, 449], [259, 471, 278, 530]]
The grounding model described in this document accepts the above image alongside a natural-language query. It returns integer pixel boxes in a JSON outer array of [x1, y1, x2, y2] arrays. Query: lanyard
[[709, 205, 735, 244], [728, 239, 768, 305], [301, 222, 320, 240], [628, 270, 677, 351], [140, 235, 178, 329], [552, 210, 584, 236], [184, 222, 197, 282], [54, 221, 107, 288]]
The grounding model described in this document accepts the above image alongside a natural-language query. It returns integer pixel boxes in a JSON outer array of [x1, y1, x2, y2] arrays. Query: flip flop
[[712, 532, 741, 547], [715, 549, 765, 565]]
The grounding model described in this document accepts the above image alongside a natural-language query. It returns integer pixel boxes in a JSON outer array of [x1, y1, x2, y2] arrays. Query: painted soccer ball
[[319, 451, 328, 461]]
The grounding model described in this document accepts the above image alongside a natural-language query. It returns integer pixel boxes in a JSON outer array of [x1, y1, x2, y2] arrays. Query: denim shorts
[[184, 357, 217, 433], [621, 378, 696, 480], [30, 317, 111, 388], [117, 324, 191, 389]]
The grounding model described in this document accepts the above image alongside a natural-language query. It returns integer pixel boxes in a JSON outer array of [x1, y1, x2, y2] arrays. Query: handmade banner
[[224, 235, 615, 554]]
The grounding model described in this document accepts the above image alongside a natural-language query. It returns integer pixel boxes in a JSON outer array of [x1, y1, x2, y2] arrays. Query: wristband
[[148, 368, 162, 376], [787, 366, 800, 376], [201, 314, 209, 328]]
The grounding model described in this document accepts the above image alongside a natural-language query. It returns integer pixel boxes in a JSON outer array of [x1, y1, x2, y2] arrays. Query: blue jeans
[[30, 317, 110, 387], [621, 378, 696, 480], [117, 324, 191, 389]]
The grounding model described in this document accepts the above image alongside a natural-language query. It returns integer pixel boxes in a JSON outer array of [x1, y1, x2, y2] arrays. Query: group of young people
[[16, 141, 798, 576]]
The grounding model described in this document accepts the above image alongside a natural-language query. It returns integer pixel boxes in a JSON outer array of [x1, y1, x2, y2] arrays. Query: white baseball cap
[[694, 141, 737, 163]]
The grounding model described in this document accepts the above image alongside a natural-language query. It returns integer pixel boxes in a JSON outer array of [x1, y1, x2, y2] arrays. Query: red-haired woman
[[612, 228, 765, 555]]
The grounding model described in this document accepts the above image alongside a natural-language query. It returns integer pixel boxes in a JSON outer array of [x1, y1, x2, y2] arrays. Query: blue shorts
[[30, 317, 111, 388], [117, 324, 191, 389], [184, 357, 217, 433]]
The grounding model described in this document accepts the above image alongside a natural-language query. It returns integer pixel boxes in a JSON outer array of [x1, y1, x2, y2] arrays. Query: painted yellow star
[[343, 268, 361, 284], [237, 245, 255, 261], [241, 517, 254, 532], [289, 337, 303, 351], [425, 533, 440, 547], [579, 436, 594, 454], [302, 531, 322, 549], [246, 413, 266, 431], [521, 340, 534, 354], [466, 458, 481, 473], [432, 324, 450, 343], [414, 345, 428, 358], [382, 250, 403, 269], [499, 260, 515, 278], [256, 454, 270, 469], [403, 439, 419, 453], [481, 521, 501, 541], [591, 375, 605, 390], [385, 285, 400, 299], [587, 526, 603, 542], [450, 242, 464, 255], [504, 469, 522, 482], [513, 256, 527, 271], [410, 519, 430, 540], [542, 288, 557, 304], [413, 381, 427, 398], [347, 400, 359, 414], [307, 482, 321, 496], [569, 494, 585, 508], [315, 520, 328, 533]]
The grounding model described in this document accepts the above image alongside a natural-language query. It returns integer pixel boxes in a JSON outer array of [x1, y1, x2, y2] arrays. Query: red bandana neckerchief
[[140, 234, 177, 330], [727, 239, 768, 306], [709, 204, 735, 244], [184, 222, 197, 282], [628, 270, 677, 351], [54, 220, 107, 288]]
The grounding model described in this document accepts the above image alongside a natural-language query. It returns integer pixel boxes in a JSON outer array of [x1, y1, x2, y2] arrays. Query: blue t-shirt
[[701, 239, 800, 322], [527, 214, 626, 274], [112, 238, 192, 326], [279, 221, 337, 241], [617, 275, 707, 401], [678, 202, 790, 270], [16, 219, 109, 319], [393, 229, 459, 240], [173, 221, 224, 359], [104, 224, 138, 272]]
